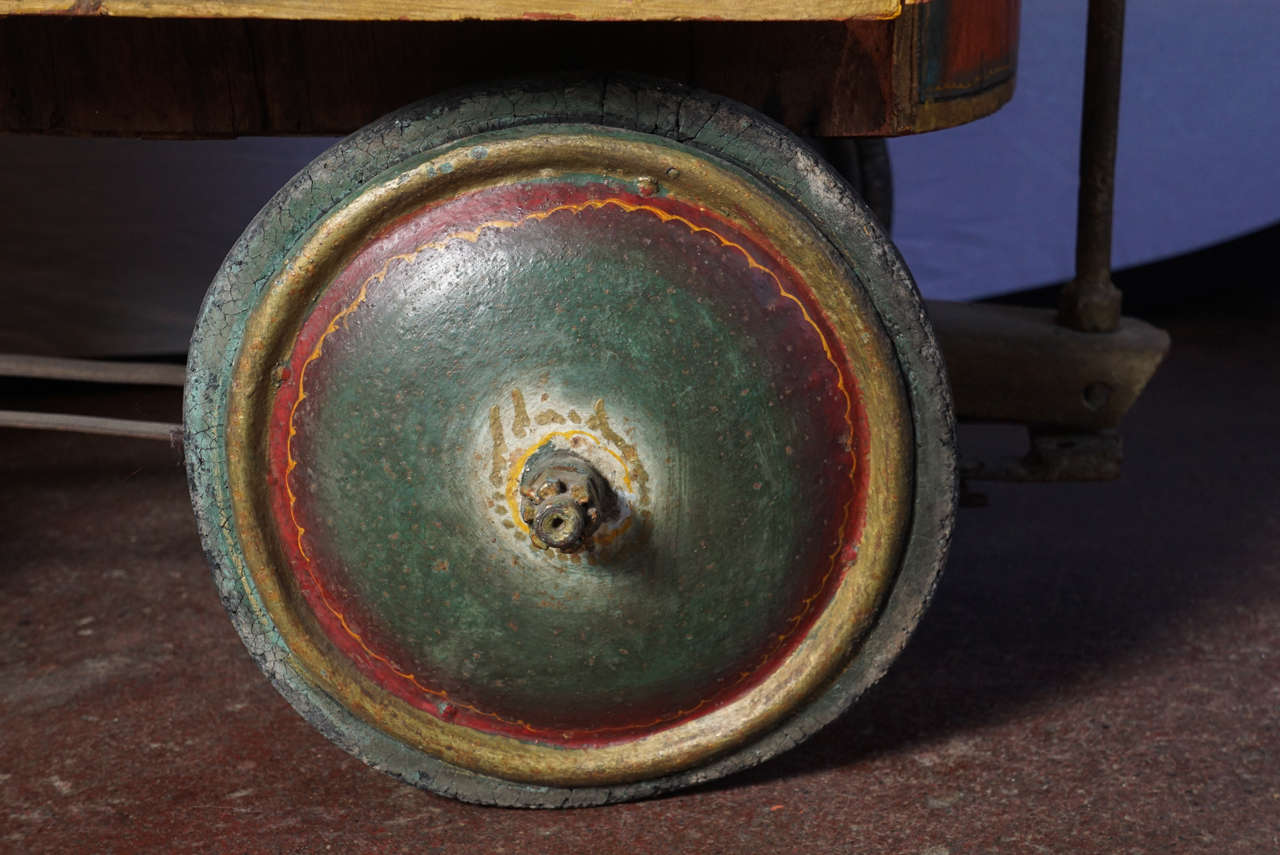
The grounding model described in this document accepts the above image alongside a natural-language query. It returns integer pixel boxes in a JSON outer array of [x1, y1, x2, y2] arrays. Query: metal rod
[[1058, 0, 1126, 332], [0, 410, 182, 442], [0, 353, 186, 386]]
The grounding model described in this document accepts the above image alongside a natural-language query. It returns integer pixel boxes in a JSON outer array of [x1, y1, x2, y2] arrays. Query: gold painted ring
[[185, 78, 954, 807]]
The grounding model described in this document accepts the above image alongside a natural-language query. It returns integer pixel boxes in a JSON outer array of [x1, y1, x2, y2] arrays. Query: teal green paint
[[291, 201, 852, 730], [920, 0, 950, 98], [186, 80, 952, 805]]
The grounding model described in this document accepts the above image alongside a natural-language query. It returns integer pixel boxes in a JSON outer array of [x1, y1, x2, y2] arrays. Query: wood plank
[[0, 18, 899, 137], [928, 300, 1171, 431], [0, 0, 902, 23], [0, 6, 1018, 138]]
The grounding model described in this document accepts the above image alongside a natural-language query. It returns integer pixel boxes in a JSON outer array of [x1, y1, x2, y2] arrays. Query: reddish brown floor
[[2, 281, 1277, 853]]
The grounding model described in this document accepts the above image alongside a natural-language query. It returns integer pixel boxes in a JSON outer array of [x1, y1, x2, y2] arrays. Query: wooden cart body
[[0, 0, 1019, 138], [0, 0, 1173, 809]]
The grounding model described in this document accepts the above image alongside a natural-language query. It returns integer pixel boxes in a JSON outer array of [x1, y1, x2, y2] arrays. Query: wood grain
[[0, 2, 1018, 138], [0, 0, 902, 23]]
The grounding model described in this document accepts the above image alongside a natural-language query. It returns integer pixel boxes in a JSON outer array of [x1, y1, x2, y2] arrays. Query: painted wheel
[[185, 77, 954, 807], [812, 137, 894, 233]]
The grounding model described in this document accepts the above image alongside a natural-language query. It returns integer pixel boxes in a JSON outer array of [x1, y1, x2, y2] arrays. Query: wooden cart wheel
[[184, 77, 955, 807]]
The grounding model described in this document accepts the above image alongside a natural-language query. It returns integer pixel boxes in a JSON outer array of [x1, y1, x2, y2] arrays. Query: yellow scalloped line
[[502, 428, 634, 534], [281, 196, 858, 738]]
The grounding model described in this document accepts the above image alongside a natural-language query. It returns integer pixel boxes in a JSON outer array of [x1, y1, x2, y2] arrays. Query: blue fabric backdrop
[[0, 0, 1275, 355], [891, 0, 1280, 300]]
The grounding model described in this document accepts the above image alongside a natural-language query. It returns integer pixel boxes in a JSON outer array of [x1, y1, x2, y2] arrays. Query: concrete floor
[[1, 273, 1277, 853]]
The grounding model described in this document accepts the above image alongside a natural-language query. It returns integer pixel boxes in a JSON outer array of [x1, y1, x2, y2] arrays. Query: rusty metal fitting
[[518, 448, 616, 552], [1058, 0, 1127, 334], [1058, 275, 1123, 333]]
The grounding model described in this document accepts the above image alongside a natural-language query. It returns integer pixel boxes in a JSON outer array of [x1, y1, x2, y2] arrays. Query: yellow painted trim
[[0, 0, 902, 23], [280, 197, 862, 740], [226, 133, 912, 787]]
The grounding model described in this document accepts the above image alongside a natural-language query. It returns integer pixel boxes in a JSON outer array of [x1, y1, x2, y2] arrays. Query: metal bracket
[[961, 428, 1123, 483]]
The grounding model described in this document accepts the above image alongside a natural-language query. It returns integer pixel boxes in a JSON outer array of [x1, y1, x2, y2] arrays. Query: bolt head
[[533, 497, 586, 551], [536, 479, 565, 501]]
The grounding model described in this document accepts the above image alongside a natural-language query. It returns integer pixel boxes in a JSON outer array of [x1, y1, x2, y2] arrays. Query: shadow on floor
[[699, 224, 1280, 791]]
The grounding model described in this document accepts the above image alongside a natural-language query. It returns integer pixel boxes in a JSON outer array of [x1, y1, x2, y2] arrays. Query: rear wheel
[[184, 77, 954, 807]]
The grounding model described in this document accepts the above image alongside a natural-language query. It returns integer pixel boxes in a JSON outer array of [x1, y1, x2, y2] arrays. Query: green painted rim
[[185, 75, 955, 807]]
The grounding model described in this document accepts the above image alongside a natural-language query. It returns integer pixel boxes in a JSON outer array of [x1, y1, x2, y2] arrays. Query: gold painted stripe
[[0, 0, 902, 23], [281, 196, 860, 738]]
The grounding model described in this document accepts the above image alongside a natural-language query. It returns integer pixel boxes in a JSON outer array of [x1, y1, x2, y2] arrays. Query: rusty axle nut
[[532, 495, 588, 550], [518, 449, 615, 552]]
